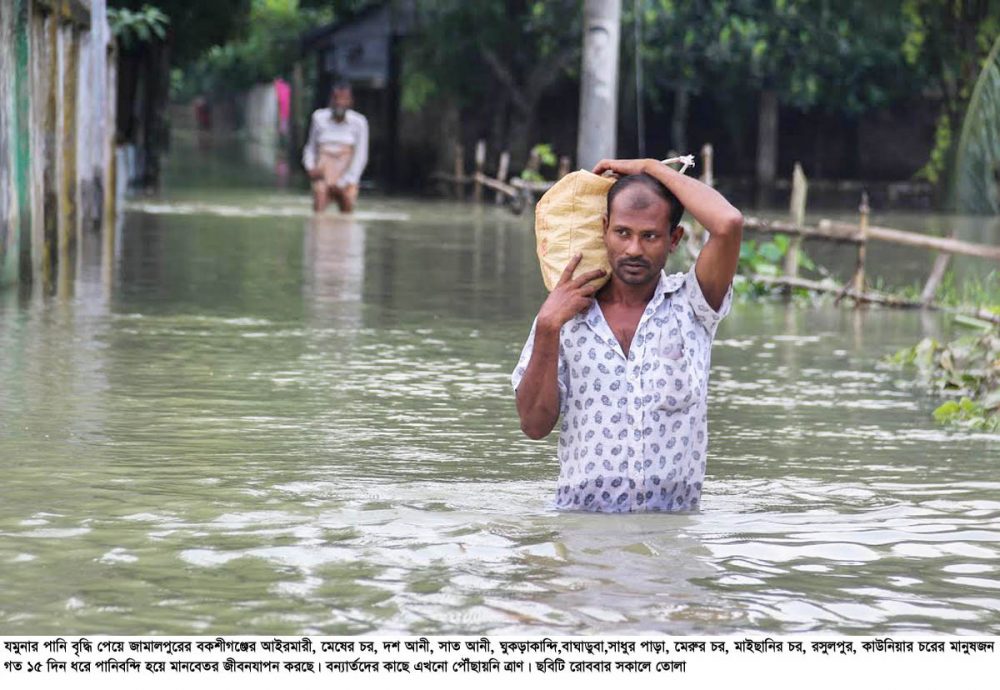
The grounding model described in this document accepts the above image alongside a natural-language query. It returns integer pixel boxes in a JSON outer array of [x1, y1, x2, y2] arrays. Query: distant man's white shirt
[[301, 108, 369, 187]]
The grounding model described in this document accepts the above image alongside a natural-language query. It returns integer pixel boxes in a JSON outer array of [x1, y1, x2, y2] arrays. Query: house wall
[[0, 0, 116, 289]]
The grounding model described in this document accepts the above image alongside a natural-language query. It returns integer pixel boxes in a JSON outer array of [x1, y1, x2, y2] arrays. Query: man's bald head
[[606, 173, 685, 231]]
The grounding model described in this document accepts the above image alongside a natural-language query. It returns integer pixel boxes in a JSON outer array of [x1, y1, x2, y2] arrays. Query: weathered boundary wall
[[241, 81, 283, 171], [0, 0, 115, 289]]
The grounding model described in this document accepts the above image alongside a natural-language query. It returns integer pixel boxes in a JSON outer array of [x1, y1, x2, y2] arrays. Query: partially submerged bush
[[890, 331, 1000, 432]]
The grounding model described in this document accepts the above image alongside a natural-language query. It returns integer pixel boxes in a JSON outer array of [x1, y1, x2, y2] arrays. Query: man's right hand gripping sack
[[534, 170, 614, 291]]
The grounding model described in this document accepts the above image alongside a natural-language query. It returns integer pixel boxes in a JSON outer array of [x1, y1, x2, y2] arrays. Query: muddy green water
[[0, 138, 998, 635]]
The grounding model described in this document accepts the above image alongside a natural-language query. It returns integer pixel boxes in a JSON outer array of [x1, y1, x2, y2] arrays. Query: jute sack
[[534, 170, 614, 291]]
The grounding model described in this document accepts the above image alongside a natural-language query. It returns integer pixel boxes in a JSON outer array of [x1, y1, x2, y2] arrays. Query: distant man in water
[[302, 81, 369, 214], [512, 158, 743, 512]]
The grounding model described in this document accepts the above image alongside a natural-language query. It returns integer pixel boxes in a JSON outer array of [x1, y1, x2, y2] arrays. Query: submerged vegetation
[[731, 235, 821, 299], [889, 329, 1000, 432]]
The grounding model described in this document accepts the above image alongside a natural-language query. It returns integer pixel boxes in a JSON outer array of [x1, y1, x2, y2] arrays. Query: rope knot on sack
[[661, 154, 695, 175]]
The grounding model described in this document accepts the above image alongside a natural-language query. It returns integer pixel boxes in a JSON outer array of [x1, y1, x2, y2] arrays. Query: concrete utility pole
[[577, 0, 621, 171]]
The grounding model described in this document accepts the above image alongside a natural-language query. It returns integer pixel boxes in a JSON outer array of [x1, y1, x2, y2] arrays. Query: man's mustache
[[618, 258, 650, 268]]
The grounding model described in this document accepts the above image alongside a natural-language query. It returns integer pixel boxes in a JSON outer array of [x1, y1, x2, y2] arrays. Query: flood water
[[0, 135, 998, 636]]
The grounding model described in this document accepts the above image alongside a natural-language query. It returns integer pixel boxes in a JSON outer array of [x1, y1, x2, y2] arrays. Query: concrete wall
[[0, 0, 115, 289], [241, 81, 282, 171]]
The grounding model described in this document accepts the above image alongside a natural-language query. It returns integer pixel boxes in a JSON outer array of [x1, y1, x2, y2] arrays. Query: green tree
[[109, 0, 253, 66], [640, 0, 913, 182], [900, 0, 1000, 185], [403, 0, 582, 166], [177, 0, 332, 98], [107, 5, 169, 47]]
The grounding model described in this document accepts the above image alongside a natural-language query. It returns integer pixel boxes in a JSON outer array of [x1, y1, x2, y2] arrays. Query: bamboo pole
[[510, 178, 555, 194], [474, 172, 518, 199], [754, 274, 917, 306], [700, 143, 714, 188], [473, 139, 486, 203], [730, 216, 1000, 261], [784, 162, 808, 279], [743, 217, 862, 243], [684, 142, 715, 252], [852, 191, 870, 296], [921, 231, 955, 305], [290, 61, 305, 161], [557, 155, 571, 179], [495, 151, 510, 205], [524, 148, 541, 179], [453, 143, 464, 200], [794, 218, 1000, 260], [818, 221, 1000, 261], [752, 274, 1000, 325], [433, 170, 521, 200]]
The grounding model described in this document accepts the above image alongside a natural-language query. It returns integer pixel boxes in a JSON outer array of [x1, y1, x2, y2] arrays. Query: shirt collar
[[654, 269, 687, 302], [578, 270, 687, 345]]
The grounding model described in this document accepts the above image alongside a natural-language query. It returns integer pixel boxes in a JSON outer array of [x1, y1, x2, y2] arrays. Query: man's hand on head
[[592, 158, 658, 178], [537, 254, 605, 335]]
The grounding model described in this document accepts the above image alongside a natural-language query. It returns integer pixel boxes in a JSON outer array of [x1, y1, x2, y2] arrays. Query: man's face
[[603, 186, 683, 286], [330, 88, 352, 118]]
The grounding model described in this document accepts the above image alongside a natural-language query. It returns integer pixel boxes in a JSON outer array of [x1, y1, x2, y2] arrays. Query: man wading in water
[[302, 81, 369, 214], [512, 158, 743, 512]]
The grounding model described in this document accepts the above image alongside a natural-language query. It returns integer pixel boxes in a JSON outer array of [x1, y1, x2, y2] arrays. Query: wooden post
[[756, 90, 778, 193], [852, 191, 870, 296], [453, 143, 464, 200], [557, 155, 571, 179], [784, 162, 808, 279], [473, 139, 486, 203], [525, 148, 541, 179], [920, 230, 955, 305], [686, 143, 714, 250], [290, 61, 306, 162], [700, 143, 714, 188], [495, 150, 510, 205]]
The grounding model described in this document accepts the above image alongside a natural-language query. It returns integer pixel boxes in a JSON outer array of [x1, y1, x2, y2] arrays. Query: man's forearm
[[642, 160, 743, 237], [515, 325, 562, 440]]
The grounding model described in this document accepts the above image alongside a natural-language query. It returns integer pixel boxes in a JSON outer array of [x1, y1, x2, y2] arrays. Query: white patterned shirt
[[512, 266, 731, 512]]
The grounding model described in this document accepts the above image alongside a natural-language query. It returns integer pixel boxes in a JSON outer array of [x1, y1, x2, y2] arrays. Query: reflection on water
[[0, 143, 998, 636]]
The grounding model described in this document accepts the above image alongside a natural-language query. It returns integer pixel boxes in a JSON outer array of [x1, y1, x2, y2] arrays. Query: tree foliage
[[174, 0, 332, 98], [158, 0, 999, 186], [109, 0, 253, 66], [899, 0, 1000, 183], [400, 0, 580, 163], [107, 5, 169, 47], [639, 0, 912, 115], [402, 0, 580, 110]]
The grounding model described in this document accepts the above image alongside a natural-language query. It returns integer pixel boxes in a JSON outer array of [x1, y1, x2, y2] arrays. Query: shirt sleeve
[[302, 112, 318, 171], [511, 318, 568, 415], [684, 265, 732, 336], [340, 115, 369, 187]]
